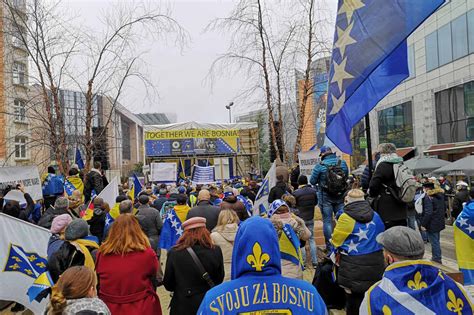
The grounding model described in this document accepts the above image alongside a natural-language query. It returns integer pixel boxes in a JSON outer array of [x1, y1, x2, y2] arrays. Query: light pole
[[225, 102, 234, 123]]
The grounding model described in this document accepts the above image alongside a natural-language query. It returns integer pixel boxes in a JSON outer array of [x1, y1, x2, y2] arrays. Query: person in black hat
[[420, 181, 445, 264]]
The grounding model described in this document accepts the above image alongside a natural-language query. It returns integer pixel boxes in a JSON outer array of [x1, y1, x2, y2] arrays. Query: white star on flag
[[467, 224, 474, 234], [365, 222, 375, 229], [338, 0, 365, 23], [171, 219, 179, 229], [167, 212, 174, 221], [335, 21, 356, 57], [347, 240, 359, 253], [354, 228, 368, 241], [331, 57, 354, 92], [176, 226, 183, 236], [458, 217, 468, 227]]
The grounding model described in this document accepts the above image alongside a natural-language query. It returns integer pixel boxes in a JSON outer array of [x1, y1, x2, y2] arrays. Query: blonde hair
[[99, 214, 150, 255], [214, 209, 240, 232], [48, 266, 96, 315], [345, 189, 365, 204], [282, 194, 296, 208]]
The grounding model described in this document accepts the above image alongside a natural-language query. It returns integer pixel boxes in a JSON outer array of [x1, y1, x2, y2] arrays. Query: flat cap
[[182, 217, 206, 231], [376, 226, 425, 257]]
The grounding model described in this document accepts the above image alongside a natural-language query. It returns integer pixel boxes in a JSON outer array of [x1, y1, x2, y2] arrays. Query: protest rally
[[1, 0, 474, 314]]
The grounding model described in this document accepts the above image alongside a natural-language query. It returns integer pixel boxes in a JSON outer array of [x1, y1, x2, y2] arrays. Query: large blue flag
[[159, 209, 183, 250], [75, 148, 85, 170], [326, 0, 445, 153], [132, 173, 142, 199]]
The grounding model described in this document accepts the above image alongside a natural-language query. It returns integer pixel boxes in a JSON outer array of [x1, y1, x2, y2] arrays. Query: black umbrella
[[432, 155, 474, 176], [404, 157, 451, 174]]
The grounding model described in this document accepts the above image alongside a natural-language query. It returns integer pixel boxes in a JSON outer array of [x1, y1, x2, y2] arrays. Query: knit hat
[[65, 219, 89, 240], [319, 145, 331, 156], [267, 199, 288, 218], [50, 214, 72, 234], [345, 189, 365, 204], [182, 217, 206, 231], [178, 186, 187, 194], [378, 143, 397, 154], [376, 226, 425, 257], [198, 190, 211, 201], [54, 197, 69, 210]]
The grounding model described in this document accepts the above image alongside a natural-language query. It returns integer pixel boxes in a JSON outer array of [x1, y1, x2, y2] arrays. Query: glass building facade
[[378, 102, 414, 148]]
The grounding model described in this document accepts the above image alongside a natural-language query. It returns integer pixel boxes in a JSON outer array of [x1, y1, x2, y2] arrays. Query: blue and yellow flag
[[159, 209, 183, 251], [360, 260, 473, 315], [326, 0, 445, 153], [454, 200, 474, 285], [27, 271, 53, 302], [279, 223, 304, 270], [65, 175, 84, 195]]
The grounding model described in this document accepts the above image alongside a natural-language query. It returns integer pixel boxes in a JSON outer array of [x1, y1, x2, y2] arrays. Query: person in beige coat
[[268, 199, 311, 279], [210, 210, 240, 281]]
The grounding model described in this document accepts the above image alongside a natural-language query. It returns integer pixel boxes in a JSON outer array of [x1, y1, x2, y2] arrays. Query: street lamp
[[225, 102, 234, 123]]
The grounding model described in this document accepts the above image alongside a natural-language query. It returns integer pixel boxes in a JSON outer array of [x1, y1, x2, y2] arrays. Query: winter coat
[[84, 169, 104, 202], [309, 153, 349, 188], [271, 213, 311, 279], [186, 201, 221, 231], [53, 297, 110, 315], [47, 234, 64, 258], [42, 174, 64, 197], [220, 196, 249, 222], [87, 208, 106, 243], [211, 223, 238, 281], [290, 165, 300, 190], [163, 244, 224, 315], [268, 181, 289, 203], [136, 204, 163, 253], [330, 200, 385, 294], [96, 247, 162, 315], [369, 160, 407, 222], [293, 185, 318, 222], [197, 216, 327, 315], [38, 207, 73, 229], [152, 196, 169, 212], [421, 188, 446, 233], [453, 189, 470, 219]]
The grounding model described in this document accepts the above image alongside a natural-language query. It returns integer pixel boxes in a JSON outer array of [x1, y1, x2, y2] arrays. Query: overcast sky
[[63, 0, 338, 123]]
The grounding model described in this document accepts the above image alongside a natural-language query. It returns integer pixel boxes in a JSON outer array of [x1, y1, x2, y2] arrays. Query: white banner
[[0, 166, 42, 200], [192, 165, 216, 185], [150, 162, 177, 183], [97, 177, 119, 209], [298, 151, 320, 179], [0, 213, 51, 314]]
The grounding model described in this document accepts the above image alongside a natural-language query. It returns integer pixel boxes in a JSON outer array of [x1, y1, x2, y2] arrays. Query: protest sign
[[192, 165, 215, 184], [150, 162, 177, 183], [298, 151, 320, 179], [0, 166, 42, 200]]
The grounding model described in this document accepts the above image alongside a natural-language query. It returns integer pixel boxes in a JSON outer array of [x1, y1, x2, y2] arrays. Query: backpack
[[323, 159, 347, 197], [392, 163, 417, 203]]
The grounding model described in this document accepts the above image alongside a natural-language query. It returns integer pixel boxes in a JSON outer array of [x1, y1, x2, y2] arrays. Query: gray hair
[[119, 200, 133, 214], [54, 197, 69, 210], [377, 143, 397, 154]]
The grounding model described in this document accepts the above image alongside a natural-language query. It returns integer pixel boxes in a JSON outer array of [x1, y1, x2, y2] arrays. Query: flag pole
[[365, 114, 373, 179]]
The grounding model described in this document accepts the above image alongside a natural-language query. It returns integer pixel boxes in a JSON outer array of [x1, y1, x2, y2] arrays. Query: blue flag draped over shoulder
[[326, 0, 445, 153], [279, 224, 304, 270], [159, 209, 184, 250], [454, 200, 474, 285]]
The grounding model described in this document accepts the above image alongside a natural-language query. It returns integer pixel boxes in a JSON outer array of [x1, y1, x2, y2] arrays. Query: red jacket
[[96, 247, 162, 315]]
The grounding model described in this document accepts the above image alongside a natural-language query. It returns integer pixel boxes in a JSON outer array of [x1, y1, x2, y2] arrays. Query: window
[[408, 44, 415, 78], [121, 120, 131, 160], [14, 99, 26, 122], [438, 23, 452, 66], [452, 14, 468, 60], [12, 26, 26, 48], [14, 136, 27, 159], [435, 81, 474, 144], [469, 10, 474, 53], [378, 102, 414, 148], [425, 31, 439, 71], [12, 62, 26, 85]]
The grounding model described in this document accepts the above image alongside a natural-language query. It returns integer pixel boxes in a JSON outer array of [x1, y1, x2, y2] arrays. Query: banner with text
[[0, 166, 42, 200], [192, 165, 215, 185], [150, 163, 177, 183], [298, 151, 320, 179], [145, 129, 239, 156]]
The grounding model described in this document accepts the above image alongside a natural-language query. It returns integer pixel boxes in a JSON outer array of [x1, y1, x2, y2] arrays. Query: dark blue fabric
[[42, 175, 64, 196]]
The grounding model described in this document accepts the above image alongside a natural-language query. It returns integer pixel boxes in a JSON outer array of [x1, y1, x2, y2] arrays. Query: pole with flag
[[83, 177, 119, 220], [75, 147, 85, 170], [252, 161, 276, 216], [325, 0, 445, 155]]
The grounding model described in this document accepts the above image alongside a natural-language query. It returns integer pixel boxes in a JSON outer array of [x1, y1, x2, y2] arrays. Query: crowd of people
[[0, 143, 473, 314]]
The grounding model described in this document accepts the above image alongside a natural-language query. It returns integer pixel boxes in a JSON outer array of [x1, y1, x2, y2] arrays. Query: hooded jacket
[[421, 187, 446, 233], [198, 217, 327, 315], [330, 200, 385, 294], [211, 223, 238, 281], [309, 153, 349, 190]]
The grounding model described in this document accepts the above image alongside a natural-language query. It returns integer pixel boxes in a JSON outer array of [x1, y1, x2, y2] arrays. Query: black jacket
[[421, 188, 446, 233], [186, 201, 221, 231], [163, 244, 224, 315], [87, 209, 106, 243], [268, 181, 288, 203], [136, 204, 163, 252], [38, 207, 72, 229], [84, 169, 104, 202], [369, 162, 407, 222], [453, 189, 470, 219], [336, 200, 385, 294], [293, 185, 318, 222]]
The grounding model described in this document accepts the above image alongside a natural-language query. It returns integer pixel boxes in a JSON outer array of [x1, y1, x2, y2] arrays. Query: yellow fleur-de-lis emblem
[[11, 256, 22, 262], [446, 289, 464, 315], [382, 305, 392, 315], [27, 255, 36, 262], [246, 242, 270, 271], [9, 263, 20, 270], [24, 269, 33, 275], [36, 262, 46, 269], [407, 271, 427, 290]]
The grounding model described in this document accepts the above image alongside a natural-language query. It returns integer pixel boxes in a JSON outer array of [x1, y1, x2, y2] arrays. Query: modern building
[[361, 0, 474, 162], [0, 0, 30, 167], [136, 113, 171, 125]]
